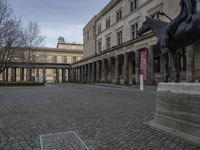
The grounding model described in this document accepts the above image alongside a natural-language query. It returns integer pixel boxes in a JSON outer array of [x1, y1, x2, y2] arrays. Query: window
[[52, 56, 57, 63], [106, 18, 111, 29], [154, 57, 160, 73], [97, 25, 101, 35], [97, 40, 102, 52], [63, 56, 67, 63], [84, 32, 89, 42], [131, 23, 138, 40], [32, 54, 36, 62], [117, 31, 123, 45], [116, 9, 122, 21], [130, 0, 138, 12], [72, 56, 77, 63], [106, 37, 111, 49]]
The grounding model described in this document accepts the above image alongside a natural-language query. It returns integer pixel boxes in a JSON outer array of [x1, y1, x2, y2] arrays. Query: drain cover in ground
[[40, 131, 89, 150]]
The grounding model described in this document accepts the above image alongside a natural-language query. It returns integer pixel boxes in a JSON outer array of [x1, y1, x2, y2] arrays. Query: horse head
[[137, 16, 152, 36]]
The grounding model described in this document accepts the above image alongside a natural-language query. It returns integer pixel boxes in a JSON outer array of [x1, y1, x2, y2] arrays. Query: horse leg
[[164, 53, 169, 82], [172, 51, 180, 82]]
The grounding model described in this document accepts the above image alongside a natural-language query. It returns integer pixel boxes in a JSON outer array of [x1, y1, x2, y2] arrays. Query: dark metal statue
[[138, 0, 199, 82]]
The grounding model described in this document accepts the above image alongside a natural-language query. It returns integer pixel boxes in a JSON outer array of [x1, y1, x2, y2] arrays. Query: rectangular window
[[117, 31, 123, 45], [131, 23, 138, 40], [106, 37, 111, 49], [130, 0, 138, 12], [72, 56, 77, 63], [97, 40, 102, 52], [52, 55, 57, 63], [116, 9, 122, 21], [32, 54, 36, 62], [97, 25, 101, 35], [63, 56, 67, 63], [154, 57, 160, 73], [106, 18, 111, 29]]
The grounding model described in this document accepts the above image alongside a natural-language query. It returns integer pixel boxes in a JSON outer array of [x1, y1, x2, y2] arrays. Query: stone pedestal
[[148, 83, 200, 146]]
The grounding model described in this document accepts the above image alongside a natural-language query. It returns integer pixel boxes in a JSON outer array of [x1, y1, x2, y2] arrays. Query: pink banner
[[140, 50, 148, 85]]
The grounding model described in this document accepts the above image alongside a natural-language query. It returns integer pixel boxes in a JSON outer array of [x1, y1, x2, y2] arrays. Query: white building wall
[[96, 0, 165, 53]]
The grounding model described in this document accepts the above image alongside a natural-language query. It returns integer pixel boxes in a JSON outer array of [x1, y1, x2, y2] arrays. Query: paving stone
[[0, 83, 199, 149]]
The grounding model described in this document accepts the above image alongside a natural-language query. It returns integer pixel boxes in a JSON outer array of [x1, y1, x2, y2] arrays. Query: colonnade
[[70, 50, 153, 84], [0, 67, 69, 83]]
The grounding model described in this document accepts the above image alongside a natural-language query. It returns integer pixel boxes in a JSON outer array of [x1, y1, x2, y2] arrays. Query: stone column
[[124, 53, 129, 84], [80, 66, 83, 83], [74, 68, 76, 82], [75, 67, 78, 82], [135, 50, 140, 84], [115, 55, 120, 84], [83, 65, 86, 83], [62, 68, 66, 83], [73, 68, 75, 82], [148, 47, 154, 85], [96, 61, 100, 82], [20, 68, 24, 82], [87, 64, 91, 82], [85, 65, 88, 82], [68, 68, 71, 82], [101, 59, 105, 82], [92, 62, 96, 82], [76, 67, 79, 82], [108, 58, 112, 83], [6, 68, 8, 82], [186, 45, 194, 82], [43, 68, 46, 83], [56, 68, 59, 83], [79, 66, 81, 82], [70, 68, 73, 82], [2, 69, 6, 81], [12, 68, 17, 82], [28, 68, 32, 81], [36, 68, 39, 82]]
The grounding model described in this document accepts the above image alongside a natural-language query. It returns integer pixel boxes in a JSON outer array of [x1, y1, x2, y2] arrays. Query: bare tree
[[0, 0, 23, 73], [18, 21, 46, 81], [21, 21, 46, 63]]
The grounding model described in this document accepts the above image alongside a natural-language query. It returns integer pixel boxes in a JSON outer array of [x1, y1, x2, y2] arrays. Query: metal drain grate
[[40, 131, 89, 150]]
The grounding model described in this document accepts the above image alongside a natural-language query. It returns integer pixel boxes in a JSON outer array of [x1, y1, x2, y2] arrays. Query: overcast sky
[[9, 0, 110, 48]]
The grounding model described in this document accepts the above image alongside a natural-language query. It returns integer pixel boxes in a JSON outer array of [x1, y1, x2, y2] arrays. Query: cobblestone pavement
[[0, 83, 199, 150]]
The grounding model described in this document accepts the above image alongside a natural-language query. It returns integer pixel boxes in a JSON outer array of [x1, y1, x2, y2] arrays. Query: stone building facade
[[70, 0, 200, 85], [0, 42, 83, 83]]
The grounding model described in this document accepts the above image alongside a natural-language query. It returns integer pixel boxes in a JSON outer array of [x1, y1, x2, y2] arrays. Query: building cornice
[[15, 47, 83, 54]]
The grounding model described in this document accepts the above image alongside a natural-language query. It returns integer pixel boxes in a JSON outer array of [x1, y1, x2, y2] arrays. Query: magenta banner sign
[[140, 50, 148, 85]]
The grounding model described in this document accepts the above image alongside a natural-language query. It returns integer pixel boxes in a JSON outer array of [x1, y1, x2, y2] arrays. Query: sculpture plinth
[[148, 83, 200, 146]]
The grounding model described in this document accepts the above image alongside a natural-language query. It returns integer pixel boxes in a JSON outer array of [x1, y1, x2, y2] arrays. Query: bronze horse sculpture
[[137, 11, 200, 82]]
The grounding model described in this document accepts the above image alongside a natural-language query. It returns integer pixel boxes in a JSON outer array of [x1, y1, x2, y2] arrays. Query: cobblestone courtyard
[[0, 84, 199, 150]]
